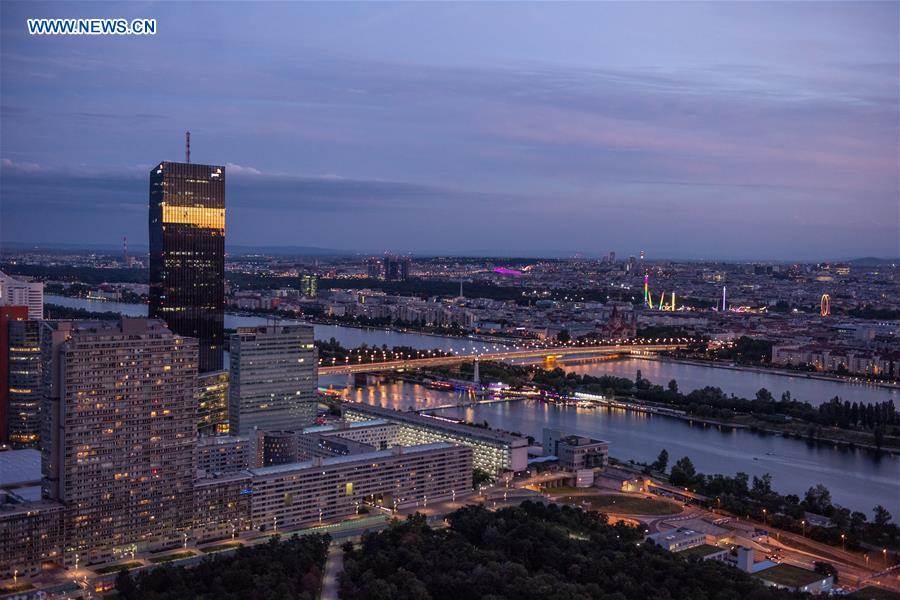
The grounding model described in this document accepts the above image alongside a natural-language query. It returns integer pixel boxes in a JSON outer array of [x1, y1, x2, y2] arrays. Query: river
[[329, 376, 900, 515], [44, 295, 508, 354], [45, 295, 896, 407], [49, 295, 900, 514]]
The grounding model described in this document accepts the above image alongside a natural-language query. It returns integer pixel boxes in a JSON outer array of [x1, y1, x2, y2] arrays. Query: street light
[[841, 533, 846, 551], [183, 532, 188, 549], [801, 520, 806, 537]]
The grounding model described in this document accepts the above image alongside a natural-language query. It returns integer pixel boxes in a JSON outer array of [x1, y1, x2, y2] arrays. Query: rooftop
[[0, 449, 41, 487], [676, 544, 727, 560], [755, 564, 830, 589], [346, 404, 526, 446], [248, 442, 458, 477]]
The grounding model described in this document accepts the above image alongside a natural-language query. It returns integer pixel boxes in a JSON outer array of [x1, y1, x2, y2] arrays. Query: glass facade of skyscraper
[[149, 161, 225, 372]]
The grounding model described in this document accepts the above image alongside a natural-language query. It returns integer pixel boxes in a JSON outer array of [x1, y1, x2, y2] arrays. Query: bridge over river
[[318, 342, 690, 375]]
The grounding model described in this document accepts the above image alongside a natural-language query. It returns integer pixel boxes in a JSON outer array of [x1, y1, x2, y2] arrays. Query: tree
[[652, 449, 669, 473], [814, 561, 839, 584], [751, 474, 773, 497], [669, 456, 697, 487], [803, 484, 833, 514], [556, 329, 571, 343], [755, 388, 774, 403], [874, 505, 893, 527], [115, 567, 138, 600], [667, 379, 678, 394], [473, 468, 494, 490]]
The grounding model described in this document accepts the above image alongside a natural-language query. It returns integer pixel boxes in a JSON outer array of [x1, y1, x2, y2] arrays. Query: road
[[319, 342, 690, 374]]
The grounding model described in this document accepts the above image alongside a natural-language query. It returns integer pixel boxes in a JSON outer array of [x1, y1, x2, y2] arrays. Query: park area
[[549, 491, 682, 516]]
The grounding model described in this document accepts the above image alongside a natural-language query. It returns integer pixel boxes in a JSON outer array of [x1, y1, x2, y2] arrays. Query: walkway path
[[320, 541, 344, 600]]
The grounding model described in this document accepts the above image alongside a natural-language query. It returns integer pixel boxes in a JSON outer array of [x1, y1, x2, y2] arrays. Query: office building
[[382, 255, 411, 281], [149, 160, 226, 373], [365, 258, 382, 279], [543, 428, 609, 470], [5, 314, 42, 447], [1, 306, 27, 446], [197, 369, 229, 435], [343, 404, 527, 473], [40, 318, 198, 565], [0, 270, 43, 320], [229, 325, 317, 435], [255, 430, 299, 467]]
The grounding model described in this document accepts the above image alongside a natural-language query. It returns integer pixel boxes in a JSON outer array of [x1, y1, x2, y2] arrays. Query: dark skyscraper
[[149, 160, 225, 372]]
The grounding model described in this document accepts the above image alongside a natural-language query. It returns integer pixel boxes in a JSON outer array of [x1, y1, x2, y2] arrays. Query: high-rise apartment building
[[0, 270, 43, 320], [40, 318, 198, 565], [229, 325, 317, 435], [196, 369, 229, 436], [299, 274, 318, 298], [149, 161, 225, 373]]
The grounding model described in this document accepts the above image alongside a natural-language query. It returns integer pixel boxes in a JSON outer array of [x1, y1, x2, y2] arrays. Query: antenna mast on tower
[[185, 131, 191, 164]]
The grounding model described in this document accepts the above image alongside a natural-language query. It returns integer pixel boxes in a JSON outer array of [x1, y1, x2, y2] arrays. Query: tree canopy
[[340, 502, 797, 600], [116, 534, 329, 600]]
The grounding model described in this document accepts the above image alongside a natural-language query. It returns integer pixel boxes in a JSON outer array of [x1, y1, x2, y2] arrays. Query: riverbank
[[601, 393, 900, 455], [647, 355, 900, 391], [419, 360, 900, 455], [44, 296, 516, 346]]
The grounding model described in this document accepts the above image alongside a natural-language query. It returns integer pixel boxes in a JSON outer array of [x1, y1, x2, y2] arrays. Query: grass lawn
[[676, 544, 727, 560], [553, 493, 681, 516], [94, 561, 143, 575], [850, 587, 900, 600], [148, 551, 195, 564], [755, 564, 828, 589], [201, 541, 244, 553]]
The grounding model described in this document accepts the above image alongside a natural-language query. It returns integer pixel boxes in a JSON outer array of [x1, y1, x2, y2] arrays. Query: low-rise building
[[248, 442, 472, 530], [543, 428, 609, 470], [344, 404, 527, 473], [646, 528, 707, 552], [196, 436, 251, 477], [754, 564, 833, 594]]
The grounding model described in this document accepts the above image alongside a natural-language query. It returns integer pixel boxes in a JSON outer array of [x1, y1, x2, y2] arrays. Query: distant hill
[[848, 257, 898, 266], [226, 244, 349, 256]]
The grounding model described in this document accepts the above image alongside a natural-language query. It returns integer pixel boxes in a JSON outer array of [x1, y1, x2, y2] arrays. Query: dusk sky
[[1, 1, 898, 259]]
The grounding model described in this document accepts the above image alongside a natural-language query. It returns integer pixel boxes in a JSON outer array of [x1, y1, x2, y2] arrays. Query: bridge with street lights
[[318, 339, 695, 375]]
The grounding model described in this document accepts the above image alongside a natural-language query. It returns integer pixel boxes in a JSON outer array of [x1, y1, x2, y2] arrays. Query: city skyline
[[1, 2, 898, 260]]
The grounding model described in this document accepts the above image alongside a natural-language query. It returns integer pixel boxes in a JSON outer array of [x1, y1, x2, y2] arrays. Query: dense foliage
[[493, 363, 899, 441], [115, 534, 329, 600], [340, 502, 797, 600], [44, 304, 121, 320], [659, 454, 900, 552], [315, 338, 453, 363]]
